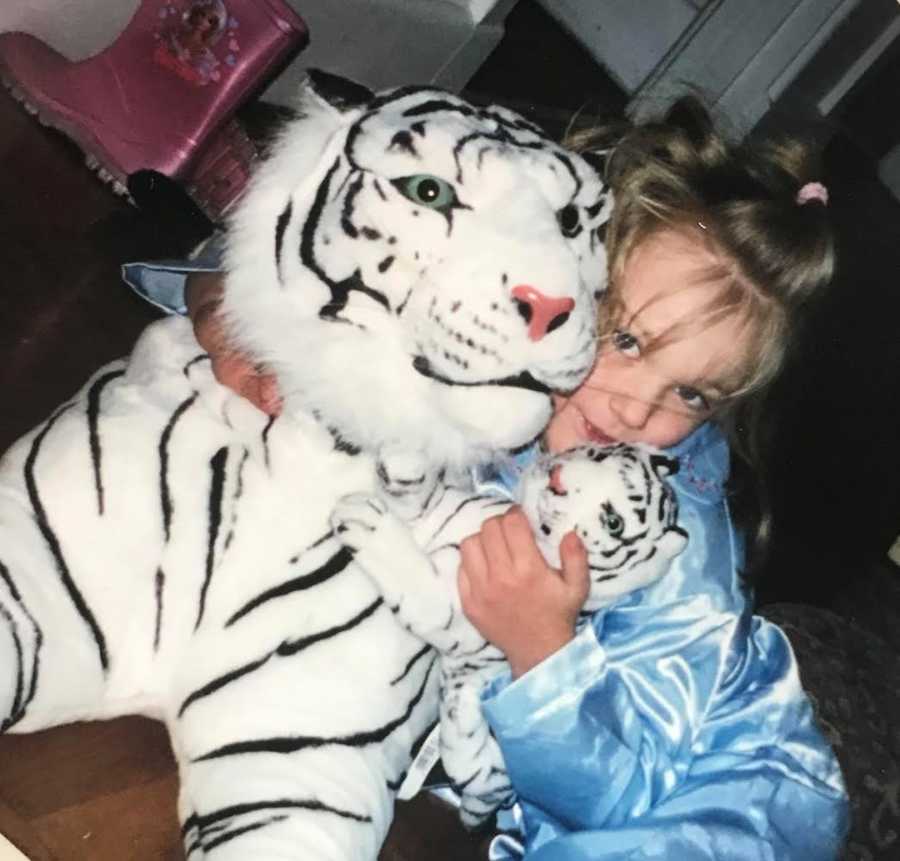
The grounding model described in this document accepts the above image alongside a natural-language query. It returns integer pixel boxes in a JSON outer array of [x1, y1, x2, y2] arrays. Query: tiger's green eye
[[393, 175, 458, 212], [604, 511, 624, 537]]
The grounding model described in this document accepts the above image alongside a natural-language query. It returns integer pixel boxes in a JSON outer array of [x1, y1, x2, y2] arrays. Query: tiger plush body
[[333, 443, 688, 828], [0, 72, 611, 859]]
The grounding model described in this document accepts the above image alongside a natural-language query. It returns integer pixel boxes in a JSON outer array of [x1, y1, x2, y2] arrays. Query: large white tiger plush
[[0, 73, 612, 859], [333, 443, 688, 828]]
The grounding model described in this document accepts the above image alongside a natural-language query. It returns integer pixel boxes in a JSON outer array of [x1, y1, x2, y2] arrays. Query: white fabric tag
[[396, 723, 442, 800]]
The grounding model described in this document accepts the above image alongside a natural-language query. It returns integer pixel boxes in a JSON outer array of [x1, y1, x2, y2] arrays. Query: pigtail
[[725, 137, 835, 307]]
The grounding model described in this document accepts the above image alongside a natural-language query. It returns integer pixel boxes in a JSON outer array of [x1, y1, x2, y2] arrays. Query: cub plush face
[[223, 73, 612, 467], [519, 444, 688, 610]]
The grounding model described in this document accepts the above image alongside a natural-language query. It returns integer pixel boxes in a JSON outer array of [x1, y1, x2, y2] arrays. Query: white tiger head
[[518, 444, 688, 610], [223, 72, 612, 468]]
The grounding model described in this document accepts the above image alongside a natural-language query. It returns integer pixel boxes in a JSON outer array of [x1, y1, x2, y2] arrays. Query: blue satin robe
[[121, 260, 848, 858], [474, 424, 849, 860]]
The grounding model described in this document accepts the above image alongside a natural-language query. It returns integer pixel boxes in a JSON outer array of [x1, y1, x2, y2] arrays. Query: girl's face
[[545, 230, 751, 453]]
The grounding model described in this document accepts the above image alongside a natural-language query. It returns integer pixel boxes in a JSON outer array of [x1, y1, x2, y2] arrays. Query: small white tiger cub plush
[[332, 442, 688, 828]]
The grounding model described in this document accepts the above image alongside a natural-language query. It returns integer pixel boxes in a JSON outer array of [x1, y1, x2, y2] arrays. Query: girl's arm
[[121, 252, 281, 415], [186, 273, 281, 415], [460, 501, 848, 859]]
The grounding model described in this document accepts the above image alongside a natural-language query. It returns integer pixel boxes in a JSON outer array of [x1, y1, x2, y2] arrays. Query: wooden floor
[[0, 87, 487, 861], [0, 719, 181, 860], [0, 716, 485, 860]]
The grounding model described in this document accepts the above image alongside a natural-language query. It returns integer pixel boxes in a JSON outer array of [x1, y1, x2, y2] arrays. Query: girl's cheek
[[650, 412, 703, 449], [544, 404, 581, 454]]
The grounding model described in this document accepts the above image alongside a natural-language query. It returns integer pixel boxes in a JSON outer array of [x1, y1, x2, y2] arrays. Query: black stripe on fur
[[389, 643, 432, 686], [193, 650, 435, 762], [261, 414, 275, 470], [274, 199, 292, 274], [25, 404, 109, 671], [179, 595, 382, 717], [0, 603, 24, 725], [159, 394, 198, 541], [195, 446, 228, 630], [0, 561, 42, 728], [86, 368, 125, 516], [225, 545, 355, 627], [153, 567, 165, 651]]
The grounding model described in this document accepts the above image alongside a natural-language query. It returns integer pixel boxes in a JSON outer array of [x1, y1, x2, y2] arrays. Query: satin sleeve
[[481, 601, 848, 860], [120, 232, 227, 316]]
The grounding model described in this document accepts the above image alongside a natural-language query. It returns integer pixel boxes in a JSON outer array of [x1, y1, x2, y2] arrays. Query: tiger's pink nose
[[511, 285, 575, 342]]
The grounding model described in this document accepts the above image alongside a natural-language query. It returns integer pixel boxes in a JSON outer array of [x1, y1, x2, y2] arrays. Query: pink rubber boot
[[0, 0, 308, 222]]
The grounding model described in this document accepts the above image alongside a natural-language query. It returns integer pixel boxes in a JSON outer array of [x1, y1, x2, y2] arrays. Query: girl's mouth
[[582, 415, 618, 446]]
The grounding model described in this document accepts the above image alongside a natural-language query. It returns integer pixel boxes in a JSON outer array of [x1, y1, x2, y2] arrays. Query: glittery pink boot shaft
[[0, 0, 308, 220]]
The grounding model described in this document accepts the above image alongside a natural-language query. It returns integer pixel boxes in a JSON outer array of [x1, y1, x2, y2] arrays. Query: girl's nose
[[609, 391, 654, 429]]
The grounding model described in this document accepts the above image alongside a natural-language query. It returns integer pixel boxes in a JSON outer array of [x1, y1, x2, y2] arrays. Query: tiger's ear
[[581, 149, 610, 178], [650, 453, 679, 477], [304, 69, 375, 112]]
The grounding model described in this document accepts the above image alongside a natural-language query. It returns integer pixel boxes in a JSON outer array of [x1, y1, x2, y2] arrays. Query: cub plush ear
[[650, 453, 680, 478], [304, 69, 375, 112]]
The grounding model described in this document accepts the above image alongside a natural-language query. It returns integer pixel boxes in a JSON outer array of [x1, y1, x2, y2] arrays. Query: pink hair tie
[[796, 181, 828, 206]]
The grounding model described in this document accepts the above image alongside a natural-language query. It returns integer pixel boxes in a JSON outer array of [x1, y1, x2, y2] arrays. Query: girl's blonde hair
[[569, 97, 834, 398], [567, 97, 836, 571]]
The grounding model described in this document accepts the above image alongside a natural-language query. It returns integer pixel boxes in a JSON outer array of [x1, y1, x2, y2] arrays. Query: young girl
[[453, 106, 848, 860], [123, 99, 848, 859]]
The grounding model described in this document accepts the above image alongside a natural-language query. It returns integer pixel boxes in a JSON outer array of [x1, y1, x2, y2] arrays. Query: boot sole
[[2, 74, 132, 200], [2, 74, 256, 222]]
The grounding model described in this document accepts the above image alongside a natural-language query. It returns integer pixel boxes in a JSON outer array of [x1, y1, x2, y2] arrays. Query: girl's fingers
[[211, 354, 254, 393], [193, 309, 226, 357], [237, 371, 282, 416], [459, 534, 489, 583], [459, 537, 488, 621], [187, 272, 283, 416], [185, 271, 226, 319], [257, 374, 283, 417], [559, 531, 590, 599], [480, 515, 512, 579], [457, 566, 472, 605], [501, 507, 547, 571]]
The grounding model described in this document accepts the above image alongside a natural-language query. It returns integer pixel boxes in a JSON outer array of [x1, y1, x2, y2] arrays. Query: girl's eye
[[393, 175, 458, 212], [557, 204, 582, 238], [603, 510, 624, 538], [612, 329, 640, 358], [675, 385, 710, 412]]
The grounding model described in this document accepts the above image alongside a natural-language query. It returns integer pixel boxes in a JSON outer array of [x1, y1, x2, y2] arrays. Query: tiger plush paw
[[331, 493, 390, 549], [375, 444, 440, 521], [331, 492, 462, 644], [330, 493, 423, 578]]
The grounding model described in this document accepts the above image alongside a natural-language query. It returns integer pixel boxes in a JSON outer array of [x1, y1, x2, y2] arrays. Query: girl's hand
[[458, 507, 590, 678], [185, 272, 282, 416]]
